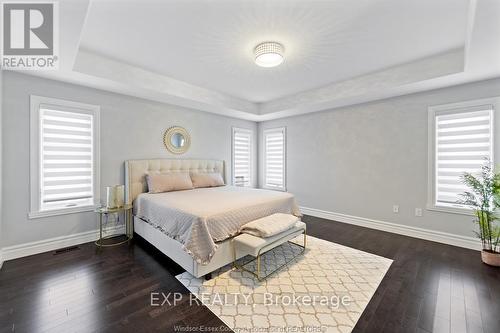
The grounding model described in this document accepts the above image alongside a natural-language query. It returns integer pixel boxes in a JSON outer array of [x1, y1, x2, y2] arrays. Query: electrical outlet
[[393, 205, 399, 213], [415, 208, 423, 217]]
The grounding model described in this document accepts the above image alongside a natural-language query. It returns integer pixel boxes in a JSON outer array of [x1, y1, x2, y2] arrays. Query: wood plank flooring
[[1, 215, 499, 332]]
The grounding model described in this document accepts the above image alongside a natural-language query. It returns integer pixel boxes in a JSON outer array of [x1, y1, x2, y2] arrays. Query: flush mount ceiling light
[[254, 41, 284, 68]]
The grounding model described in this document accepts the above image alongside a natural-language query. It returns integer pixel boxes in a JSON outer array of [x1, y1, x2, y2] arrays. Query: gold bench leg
[[231, 239, 237, 268], [233, 229, 306, 282], [256, 255, 261, 280]]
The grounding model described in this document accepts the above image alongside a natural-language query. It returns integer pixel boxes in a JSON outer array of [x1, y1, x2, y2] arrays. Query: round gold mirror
[[163, 126, 190, 154]]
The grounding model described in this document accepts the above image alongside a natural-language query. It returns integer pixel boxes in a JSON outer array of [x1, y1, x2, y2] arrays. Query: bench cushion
[[234, 221, 306, 257]]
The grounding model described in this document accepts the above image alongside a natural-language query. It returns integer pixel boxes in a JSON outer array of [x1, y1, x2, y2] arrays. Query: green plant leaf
[[459, 158, 500, 253]]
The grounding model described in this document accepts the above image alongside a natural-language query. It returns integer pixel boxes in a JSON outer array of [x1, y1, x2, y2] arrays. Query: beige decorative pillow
[[146, 172, 193, 193], [190, 172, 225, 188]]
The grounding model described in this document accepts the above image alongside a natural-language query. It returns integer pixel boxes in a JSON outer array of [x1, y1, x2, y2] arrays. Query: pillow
[[146, 172, 193, 193], [190, 172, 225, 188]]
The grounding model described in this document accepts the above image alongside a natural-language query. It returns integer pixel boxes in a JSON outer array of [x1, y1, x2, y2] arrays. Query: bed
[[125, 159, 301, 278]]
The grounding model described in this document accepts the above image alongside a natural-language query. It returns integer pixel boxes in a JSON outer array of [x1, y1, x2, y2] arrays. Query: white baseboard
[[1, 225, 126, 263], [300, 206, 481, 251], [0, 250, 3, 269]]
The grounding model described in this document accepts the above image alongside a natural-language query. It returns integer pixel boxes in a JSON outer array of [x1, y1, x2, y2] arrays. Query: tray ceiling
[[22, 0, 500, 121]]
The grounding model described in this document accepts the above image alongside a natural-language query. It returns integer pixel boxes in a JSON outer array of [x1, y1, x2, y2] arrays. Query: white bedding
[[134, 186, 301, 264]]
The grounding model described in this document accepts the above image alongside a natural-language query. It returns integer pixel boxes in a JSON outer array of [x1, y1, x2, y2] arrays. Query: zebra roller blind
[[40, 106, 96, 210], [264, 127, 286, 191], [232, 128, 252, 186], [434, 107, 493, 207]]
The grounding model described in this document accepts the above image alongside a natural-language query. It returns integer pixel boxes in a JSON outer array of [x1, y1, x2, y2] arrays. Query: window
[[264, 127, 286, 191], [428, 98, 496, 214], [30, 96, 100, 218], [232, 127, 252, 186]]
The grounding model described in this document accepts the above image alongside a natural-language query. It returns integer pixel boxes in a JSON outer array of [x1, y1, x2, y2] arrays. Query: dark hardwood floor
[[1, 216, 499, 333]]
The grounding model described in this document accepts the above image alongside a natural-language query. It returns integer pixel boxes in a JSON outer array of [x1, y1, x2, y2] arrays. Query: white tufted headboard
[[124, 159, 225, 204]]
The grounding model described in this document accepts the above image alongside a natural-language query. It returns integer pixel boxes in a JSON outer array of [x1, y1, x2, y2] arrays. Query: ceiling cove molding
[[259, 49, 465, 115], [24, 68, 262, 122], [464, 0, 500, 74], [257, 72, 500, 122], [51, 0, 92, 71], [73, 49, 260, 118], [64, 48, 469, 122], [464, 0, 478, 69], [23, 57, 500, 124]]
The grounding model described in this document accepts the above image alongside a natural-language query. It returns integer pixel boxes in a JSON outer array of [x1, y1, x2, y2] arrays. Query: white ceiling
[[80, 0, 469, 103], [23, 0, 500, 121]]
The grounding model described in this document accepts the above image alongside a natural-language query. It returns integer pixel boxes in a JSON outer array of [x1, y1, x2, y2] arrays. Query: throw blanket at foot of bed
[[239, 213, 299, 237]]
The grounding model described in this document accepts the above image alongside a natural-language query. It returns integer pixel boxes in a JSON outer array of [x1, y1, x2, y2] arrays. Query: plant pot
[[481, 250, 500, 266]]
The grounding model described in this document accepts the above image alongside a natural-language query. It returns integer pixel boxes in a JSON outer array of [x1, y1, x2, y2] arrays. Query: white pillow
[[146, 172, 193, 193], [190, 172, 225, 188]]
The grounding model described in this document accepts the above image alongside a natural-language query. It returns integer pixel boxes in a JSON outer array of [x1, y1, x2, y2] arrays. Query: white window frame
[[263, 127, 287, 192], [29, 95, 100, 219], [427, 97, 497, 215], [231, 127, 253, 187]]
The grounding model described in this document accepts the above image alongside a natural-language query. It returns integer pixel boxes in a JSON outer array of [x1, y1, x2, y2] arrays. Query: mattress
[[134, 186, 301, 264]]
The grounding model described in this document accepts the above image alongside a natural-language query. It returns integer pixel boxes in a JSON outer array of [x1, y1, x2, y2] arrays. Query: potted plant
[[459, 161, 500, 266]]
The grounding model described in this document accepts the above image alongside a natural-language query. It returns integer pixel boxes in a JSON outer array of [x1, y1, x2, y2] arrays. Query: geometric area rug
[[176, 236, 392, 333]]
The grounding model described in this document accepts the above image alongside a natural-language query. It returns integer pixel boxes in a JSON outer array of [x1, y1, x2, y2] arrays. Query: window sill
[[28, 205, 98, 219], [263, 186, 287, 192], [426, 204, 474, 216]]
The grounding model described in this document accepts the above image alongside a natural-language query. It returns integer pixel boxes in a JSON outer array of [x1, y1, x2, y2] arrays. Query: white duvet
[[134, 186, 301, 264]]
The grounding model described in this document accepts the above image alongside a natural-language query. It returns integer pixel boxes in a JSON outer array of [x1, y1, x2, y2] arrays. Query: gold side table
[[95, 204, 133, 247]]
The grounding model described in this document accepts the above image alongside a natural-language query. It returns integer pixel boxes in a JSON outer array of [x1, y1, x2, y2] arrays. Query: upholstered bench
[[232, 220, 306, 281]]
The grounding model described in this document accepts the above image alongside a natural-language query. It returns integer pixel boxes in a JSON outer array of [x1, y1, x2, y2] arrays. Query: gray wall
[[3, 70, 500, 248], [1, 71, 257, 248], [259, 78, 500, 238], [0, 70, 3, 257]]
